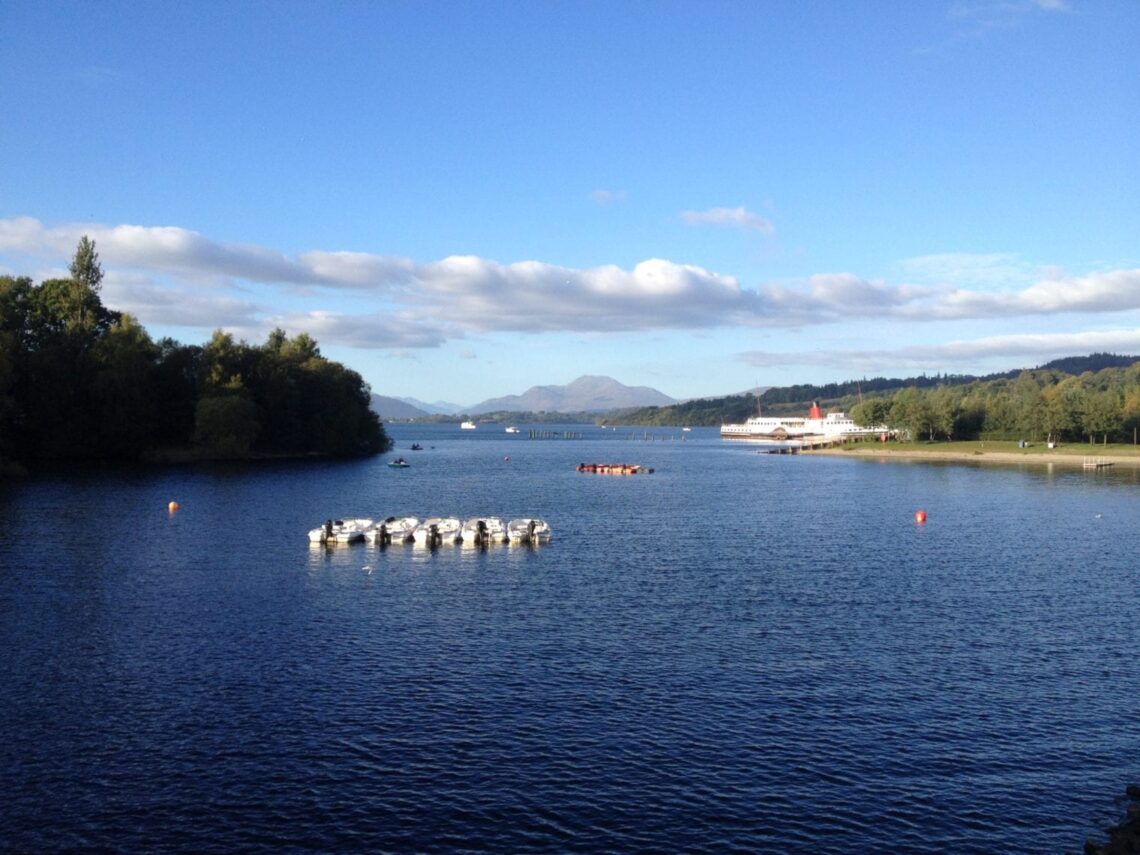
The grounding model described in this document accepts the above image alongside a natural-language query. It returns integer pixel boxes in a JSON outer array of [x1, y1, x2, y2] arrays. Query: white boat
[[721, 401, 886, 442], [365, 516, 419, 545], [460, 516, 507, 547], [460, 420, 477, 430], [412, 517, 462, 547], [504, 426, 520, 433], [507, 518, 552, 545], [335, 517, 373, 543], [309, 517, 372, 544]]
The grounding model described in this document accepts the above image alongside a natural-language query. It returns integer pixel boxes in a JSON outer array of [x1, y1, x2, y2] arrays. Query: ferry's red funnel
[[809, 401, 823, 419]]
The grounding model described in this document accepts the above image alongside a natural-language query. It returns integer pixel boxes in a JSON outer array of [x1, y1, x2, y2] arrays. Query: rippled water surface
[[3, 425, 1139, 853]]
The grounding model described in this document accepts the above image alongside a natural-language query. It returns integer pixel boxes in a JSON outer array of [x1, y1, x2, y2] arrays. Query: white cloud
[[738, 328, 1140, 373], [246, 311, 450, 350], [679, 206, 774, 234], [902, 268, 1140, 320], [589, 189, 627, 205], [5, 217, 1140, 356]]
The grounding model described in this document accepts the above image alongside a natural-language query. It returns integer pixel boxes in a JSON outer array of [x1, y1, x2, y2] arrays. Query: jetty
[[754, 436, 847, 455], [1083, 457, 1115, 469]]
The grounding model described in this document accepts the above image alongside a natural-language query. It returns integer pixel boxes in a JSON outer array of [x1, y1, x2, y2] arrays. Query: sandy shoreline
[[806, 445, 1140, 467]]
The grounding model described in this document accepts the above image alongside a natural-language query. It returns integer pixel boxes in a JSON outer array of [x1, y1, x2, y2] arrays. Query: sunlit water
[[2, 425, 1138, 852]]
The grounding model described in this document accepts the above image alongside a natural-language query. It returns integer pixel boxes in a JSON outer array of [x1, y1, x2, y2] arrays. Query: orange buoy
[[914, 510, 927, 524], [168, 501, 180, 513]]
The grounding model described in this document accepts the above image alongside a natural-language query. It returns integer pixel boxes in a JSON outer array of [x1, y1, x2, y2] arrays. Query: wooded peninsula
[[1, 238, 390, 473]]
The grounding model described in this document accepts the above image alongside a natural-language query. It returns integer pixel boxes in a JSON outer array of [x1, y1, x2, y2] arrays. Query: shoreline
[[806, 444, 1140, 467]]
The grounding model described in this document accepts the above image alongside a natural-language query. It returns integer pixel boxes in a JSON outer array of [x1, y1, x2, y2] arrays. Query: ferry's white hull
[[721, 411, 885, 441]]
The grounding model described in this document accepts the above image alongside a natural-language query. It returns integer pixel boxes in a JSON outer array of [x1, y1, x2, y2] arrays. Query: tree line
[[848, 365, 1140, 445], [1, 237, 390, 470]]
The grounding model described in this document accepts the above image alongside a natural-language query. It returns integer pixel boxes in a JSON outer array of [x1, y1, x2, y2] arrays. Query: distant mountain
[[396, 396, 464, 415], [370, 394, 430, 420], [469, 375, 676, 415]]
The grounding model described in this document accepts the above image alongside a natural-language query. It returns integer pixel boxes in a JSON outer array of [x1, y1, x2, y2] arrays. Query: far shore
[[806, 440, 1140, 467]]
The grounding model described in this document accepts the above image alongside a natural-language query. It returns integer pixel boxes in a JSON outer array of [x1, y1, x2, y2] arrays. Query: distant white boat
[[682, 427, 692, 431], [507, 518, 552, 545], [461, 516, 507, 547], [505, 426, 520, 433], [460, 421, 477, 430], [365, 516, 418, 545], [309, 517, 373, 544], [413, 517, 462, 546]]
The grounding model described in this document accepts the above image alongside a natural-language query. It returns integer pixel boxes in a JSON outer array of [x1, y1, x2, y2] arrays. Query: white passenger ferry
[[721, 402, 885, 442]]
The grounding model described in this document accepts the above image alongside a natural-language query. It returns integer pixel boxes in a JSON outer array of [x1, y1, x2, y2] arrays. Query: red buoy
[[914, 510, 927, 524]]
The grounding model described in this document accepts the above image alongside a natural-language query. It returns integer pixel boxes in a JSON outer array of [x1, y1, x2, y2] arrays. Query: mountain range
[[469, 375, 676, 414], [371, 375, 676, 419]]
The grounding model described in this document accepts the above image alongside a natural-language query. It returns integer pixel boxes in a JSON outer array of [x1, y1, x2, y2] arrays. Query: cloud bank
[[3, 217, 1139, 370]]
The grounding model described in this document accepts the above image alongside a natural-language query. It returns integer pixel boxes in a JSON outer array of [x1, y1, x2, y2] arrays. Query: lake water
[[2, 424, 1138, 853]]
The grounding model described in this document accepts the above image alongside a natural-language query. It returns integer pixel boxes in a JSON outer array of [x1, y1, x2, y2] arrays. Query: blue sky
[[2, 0, 1138, 406]]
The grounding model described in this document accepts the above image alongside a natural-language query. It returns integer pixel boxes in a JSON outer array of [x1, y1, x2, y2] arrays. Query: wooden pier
[[755, 436, 847, 454], [1083, 457, 1115, 469]]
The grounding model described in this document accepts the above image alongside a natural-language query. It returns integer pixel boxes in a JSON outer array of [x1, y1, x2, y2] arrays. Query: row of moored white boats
[[309, 516, 552, 547]]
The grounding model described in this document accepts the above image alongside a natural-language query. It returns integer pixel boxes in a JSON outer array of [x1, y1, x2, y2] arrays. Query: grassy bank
[[812, 440, 1140, 466]]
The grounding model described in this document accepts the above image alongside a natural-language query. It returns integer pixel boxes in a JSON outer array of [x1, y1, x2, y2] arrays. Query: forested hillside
[[617, 360, 1140, 446], [1, 238, 389, 470]]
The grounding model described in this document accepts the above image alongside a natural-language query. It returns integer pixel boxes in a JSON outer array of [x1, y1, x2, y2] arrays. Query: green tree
[[93, 313, 160, 457], [850, 398, 890, 430], [927, 386, 963, 440], [193, 394, 261, 458], [0, 276, 33, 460], [889, 387, 936, 441], [152, 339, 201, 448], [1081, 389, 1122, 445], [1123, 388, 1140, 445], [1040, 385, 1073, 445], [69, 235, 104, 293]]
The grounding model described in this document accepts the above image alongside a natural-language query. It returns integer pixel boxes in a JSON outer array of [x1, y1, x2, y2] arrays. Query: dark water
[[2, 425, 1138, 853]]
